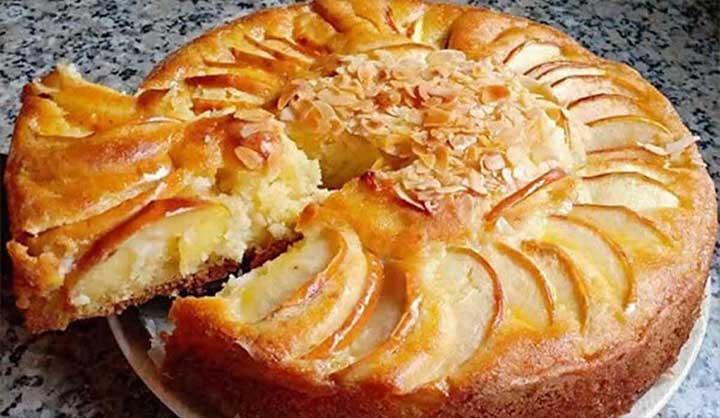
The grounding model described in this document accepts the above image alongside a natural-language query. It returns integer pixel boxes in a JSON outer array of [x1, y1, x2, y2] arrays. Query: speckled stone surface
[[0, 0, 718, 417]]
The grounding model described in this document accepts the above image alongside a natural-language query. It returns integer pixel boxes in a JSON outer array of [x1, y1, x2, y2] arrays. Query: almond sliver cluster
[[279, 49, 587, 212]]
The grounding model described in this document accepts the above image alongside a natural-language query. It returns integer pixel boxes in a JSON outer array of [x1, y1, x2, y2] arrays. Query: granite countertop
[[0, 1, 718, 417]]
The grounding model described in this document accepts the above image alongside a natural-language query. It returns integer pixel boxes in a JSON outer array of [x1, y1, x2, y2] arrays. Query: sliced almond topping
[[483, 153, 506, 171], [279, 107, 295, 122], [481, 85, 511, 103], [426, 49, 466, 67], [357, 61, 378, 84], [234, 108, 274, 122], [427, 85, 458, 99], [317, 89, 356, 106], [393, 183, 427, 211], [467, 169, 488, 195], [239, 131, 277, 158], [665, 135, 698, 156], [449, 134, 476, 151], [239, 123, 261, 139], [424, 108, 452, 127], [278, 50, 583, 216], [234, 146, 264, 170]]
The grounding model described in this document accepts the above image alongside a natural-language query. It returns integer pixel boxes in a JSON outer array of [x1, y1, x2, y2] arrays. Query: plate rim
[[108, 279, 711, 418]]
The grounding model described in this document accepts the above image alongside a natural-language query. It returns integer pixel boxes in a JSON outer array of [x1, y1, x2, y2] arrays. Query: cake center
[[278, 49, 586, 212]]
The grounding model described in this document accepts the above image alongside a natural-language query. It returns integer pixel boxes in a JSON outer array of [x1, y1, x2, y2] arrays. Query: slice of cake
[[5, 64, 326, 332]]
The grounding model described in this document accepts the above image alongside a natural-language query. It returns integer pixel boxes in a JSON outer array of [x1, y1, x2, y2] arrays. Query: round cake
[[5, 1, 716, 417]]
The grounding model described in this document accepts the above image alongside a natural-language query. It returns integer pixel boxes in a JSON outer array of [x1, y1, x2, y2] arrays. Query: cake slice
[[5, 64, 326, 332]]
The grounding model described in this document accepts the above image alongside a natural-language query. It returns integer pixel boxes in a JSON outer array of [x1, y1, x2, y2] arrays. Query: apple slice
[[68, 199, 230, 307], [585, 115, 672, 152], [428, 247, 504, 377], [304, 251, 384, 358], [550, 75, 637, 105], [219, 229, 336, 323], [521, 240, 589, 331], [568, 204, 673, 257], [496, 243, 555, 324], [568, 94, 646, 124], [185, 73, 275, 97], [485, 168, 566, 225], [273, 230, 350, 310], [542, 215, 635, 311], [250, 38, 316, 66], [525, 60, 575, 77], [231, 43, 306, 76], [587, 146, 668, 165], [338, 258, 457, 395], [579, 172, 680, 210], [503, 41, 562, 74], [483, 242, 553, 330], [73, 198, 209, 273], [301, 260, 405, 375], [580, 158, 676, 184], [178, 204, 232, 276], [251, 227, 369, 358], [190, 86, 265, 112], [534, 63, 605, 85]]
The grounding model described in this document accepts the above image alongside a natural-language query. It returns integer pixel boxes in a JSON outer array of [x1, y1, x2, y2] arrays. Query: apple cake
[[5, 1, 716, 417]]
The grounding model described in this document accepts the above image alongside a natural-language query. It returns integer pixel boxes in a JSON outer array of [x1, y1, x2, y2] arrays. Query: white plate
[[109, 280, 710, 418]]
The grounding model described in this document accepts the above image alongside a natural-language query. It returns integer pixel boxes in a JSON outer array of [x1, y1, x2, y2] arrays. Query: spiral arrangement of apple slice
[[187, 145, 684, 395], [175, 154, 686, 396]]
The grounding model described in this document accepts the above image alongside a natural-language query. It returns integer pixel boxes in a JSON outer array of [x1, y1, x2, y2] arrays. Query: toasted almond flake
[[239, 123, 260, 138], [234, 146, 264, 169], [483, 153, 506, 171], [424, 108, 452, 127], [276, 82, 303, 110], [376, 90, 401, 108], [512, 163, 535, 182], [393, 184, 426, 211], [357, 61, 378, 84], [427, 49, 466, 67], [437, 185, 466, 194], [449, 134, 476, 151], [423, 199, 440, 213], [481, 85, 510, 103], [467, 170, 488, 195], [417, 151, 436, 168], [637, 142, 669, 156], [665, 135, 698, 155], [427, 85, 458, 98], [501, 167, 515, 186], [317, 89, 356, 106], [435, 147, 450, 171], [279, 107, 295, 122], [392, 65, 421, 81], [234, 108, 273, 122]]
